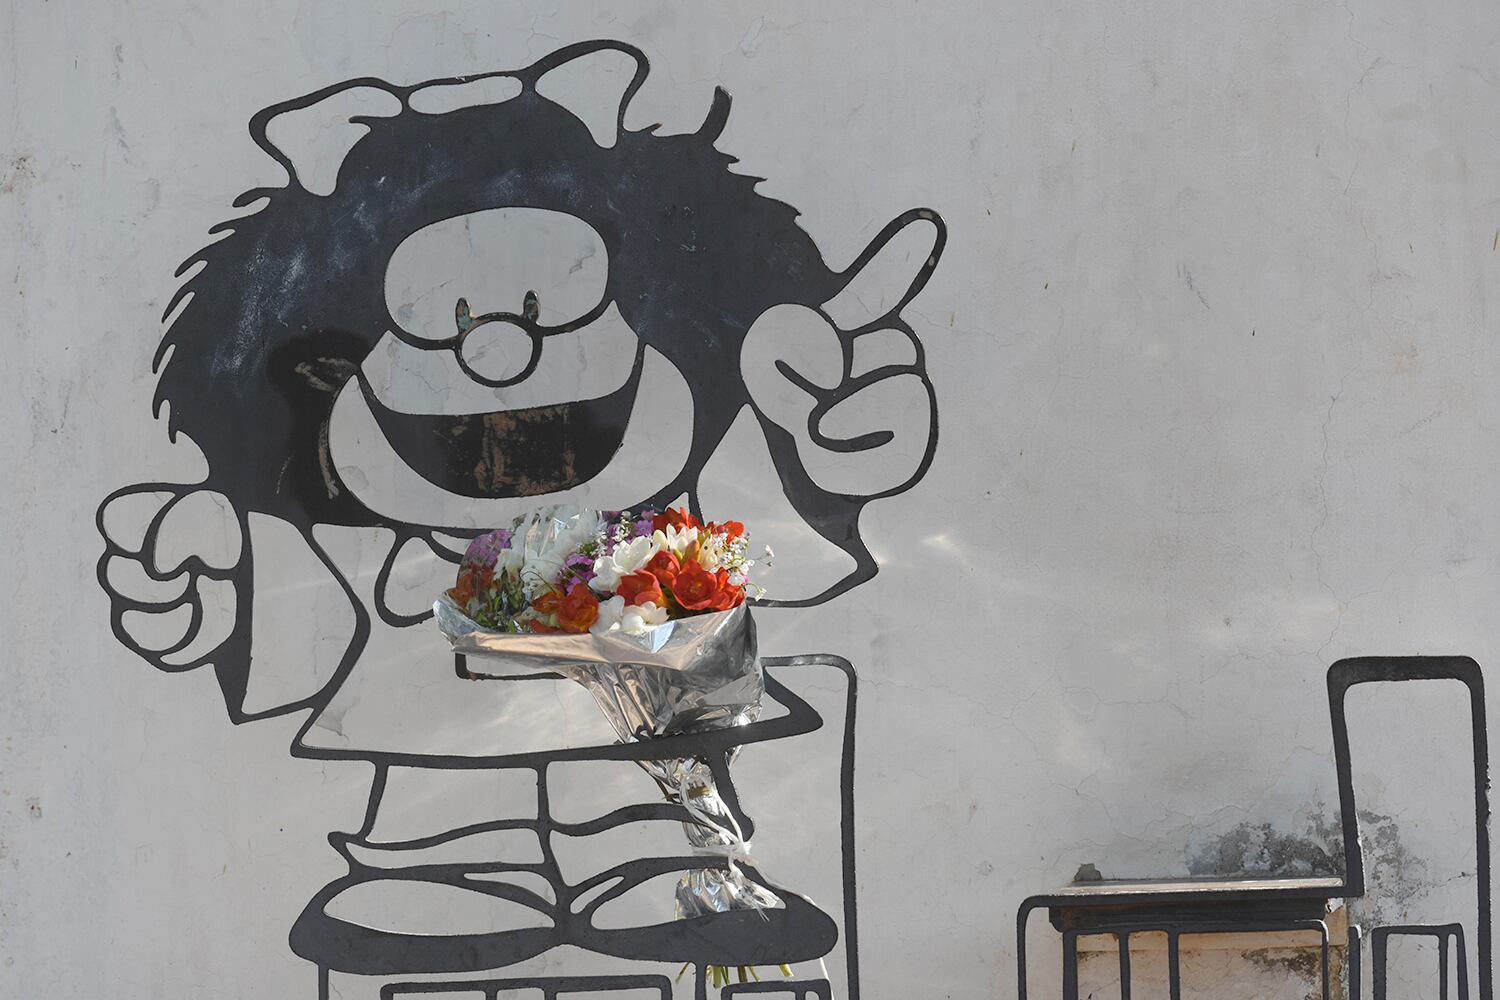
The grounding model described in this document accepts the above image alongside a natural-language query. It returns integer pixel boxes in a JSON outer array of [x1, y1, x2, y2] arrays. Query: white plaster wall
[[2, 1, 1497, 998]]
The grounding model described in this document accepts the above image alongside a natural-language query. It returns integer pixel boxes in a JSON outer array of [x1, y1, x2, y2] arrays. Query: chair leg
[[1015, 903, 1033, 1000], [1062, 930, 1080, 1000], [1441, 934, 1450, 1000], [1117, 932, 1131, 1000], [1319, 919, 1331, 1000], [1347, 925, 1362, 1000], [1453, 927, 1469, 1000], [1372, 929, 1388, 1000], [1167, 932, 1182, 1000]]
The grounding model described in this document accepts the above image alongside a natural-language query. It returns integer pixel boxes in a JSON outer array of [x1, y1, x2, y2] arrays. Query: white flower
[[495, 545, 524, 576], [589, 535, 660, 593], [515, 506, 604, 595], [588, 596, 669, 635], [695, 533, 729, 571], [590, 595, 627, 635], [620, 601, 669, 635], [651, 524, 699, 556]]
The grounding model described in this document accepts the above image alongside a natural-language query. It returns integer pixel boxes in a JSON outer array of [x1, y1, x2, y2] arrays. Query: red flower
[[707, 569, 746, 610], [643, 550, 681, 586], [652, 506, 701, 533], [557, 582, 601, 633], [707, 520, 745, 540], [617, 570, 665, 608], [673, 560, 725, 611]]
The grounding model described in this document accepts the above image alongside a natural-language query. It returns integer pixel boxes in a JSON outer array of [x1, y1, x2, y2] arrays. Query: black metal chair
[[1016, 655, 1491, 1000], [1330, 657, 1490, 1000]]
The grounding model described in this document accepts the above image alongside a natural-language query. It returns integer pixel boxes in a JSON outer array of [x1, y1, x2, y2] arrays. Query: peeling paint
[[1349, 809, 1430, 927], [1246, 944, 1347, 1000], [1188, 811, 1344, 879], [1188, 807, 1428, 929]]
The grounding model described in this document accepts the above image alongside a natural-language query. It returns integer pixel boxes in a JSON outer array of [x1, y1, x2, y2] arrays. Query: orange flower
[[707, 520, 745, 540], [532, 589, 562, 616], [673, 560, 724, 611], [643, 550, 681, 586], [652, 506, 701, 533], [556, 582, 601, 633], [447, 574, 476, 608], [448, 564, 493, 609], [617, 570, 664, 608]]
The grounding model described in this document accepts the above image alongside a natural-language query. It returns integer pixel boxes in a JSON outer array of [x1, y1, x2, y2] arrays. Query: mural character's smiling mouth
[[330, 328, 695, 526], [357, 342, 645, 498]]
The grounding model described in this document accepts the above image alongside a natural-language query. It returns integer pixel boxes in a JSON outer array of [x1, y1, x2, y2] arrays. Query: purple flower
[[564, 551, 596, 584], [463, 527, 513, 568], [631, 516, 656, 538]]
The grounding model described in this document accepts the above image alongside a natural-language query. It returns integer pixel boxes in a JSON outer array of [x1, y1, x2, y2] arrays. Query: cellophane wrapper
[[434, 596, 782, 918]]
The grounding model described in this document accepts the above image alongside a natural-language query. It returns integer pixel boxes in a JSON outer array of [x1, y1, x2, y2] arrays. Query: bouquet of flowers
[[434, 505, 788, 984], [442, 505, 762, 638]]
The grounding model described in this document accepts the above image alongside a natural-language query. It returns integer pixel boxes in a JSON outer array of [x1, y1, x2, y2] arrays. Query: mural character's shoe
[[289, 868, 558, 976], [576, 862, 840, 968]]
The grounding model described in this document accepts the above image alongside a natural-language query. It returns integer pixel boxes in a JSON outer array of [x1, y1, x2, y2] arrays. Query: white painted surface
[[2, 2, 1497, 997]]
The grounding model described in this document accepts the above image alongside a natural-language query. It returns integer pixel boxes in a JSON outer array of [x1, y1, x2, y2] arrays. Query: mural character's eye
[[385, 208, 609, 344]]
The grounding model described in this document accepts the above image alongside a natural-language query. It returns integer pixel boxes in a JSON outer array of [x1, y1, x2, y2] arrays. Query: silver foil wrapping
[[434, 597, 783, 918]]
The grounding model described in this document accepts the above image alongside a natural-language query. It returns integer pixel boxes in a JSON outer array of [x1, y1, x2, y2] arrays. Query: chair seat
[[1024, 875, 1349, 934], [1046, 875, 1346, 903]]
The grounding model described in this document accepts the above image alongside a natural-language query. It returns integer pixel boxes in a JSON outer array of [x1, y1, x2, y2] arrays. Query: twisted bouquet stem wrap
[[436, 597, 795, 979]]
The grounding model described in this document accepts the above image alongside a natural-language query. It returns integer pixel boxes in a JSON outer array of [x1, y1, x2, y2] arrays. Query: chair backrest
[[1325, 655, 1490, 1000]]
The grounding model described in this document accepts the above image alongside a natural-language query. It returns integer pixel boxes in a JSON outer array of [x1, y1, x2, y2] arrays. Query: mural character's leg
[[289, 764, 559, 977]]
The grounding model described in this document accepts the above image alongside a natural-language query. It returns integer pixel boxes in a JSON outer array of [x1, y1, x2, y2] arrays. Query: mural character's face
[[334, 205, 697, 527]]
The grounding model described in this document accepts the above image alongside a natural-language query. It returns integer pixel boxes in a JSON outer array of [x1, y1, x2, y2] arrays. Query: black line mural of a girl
[[96, 40, 945, 999]]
